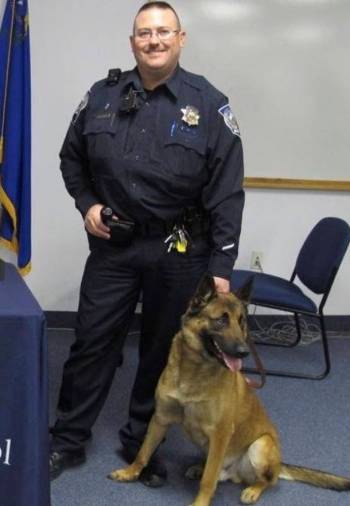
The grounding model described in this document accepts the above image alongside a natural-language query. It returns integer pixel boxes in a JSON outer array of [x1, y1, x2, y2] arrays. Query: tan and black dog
[[109, 274, 350, 505]]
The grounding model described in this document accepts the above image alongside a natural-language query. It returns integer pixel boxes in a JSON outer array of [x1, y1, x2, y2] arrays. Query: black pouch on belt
[[101, 207, 135, 246]]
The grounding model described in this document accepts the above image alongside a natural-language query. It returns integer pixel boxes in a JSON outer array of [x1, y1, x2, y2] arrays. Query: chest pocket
[[163, 133, 208, 181], [83, 115, 121, 163]]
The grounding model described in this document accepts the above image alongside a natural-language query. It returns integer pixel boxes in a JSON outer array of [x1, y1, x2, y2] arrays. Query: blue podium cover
[[0, 262, 50, 506]]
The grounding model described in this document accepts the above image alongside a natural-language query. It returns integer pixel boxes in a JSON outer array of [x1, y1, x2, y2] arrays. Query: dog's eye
[[238, 314, 245, 328], [213, 312, 229, 328]]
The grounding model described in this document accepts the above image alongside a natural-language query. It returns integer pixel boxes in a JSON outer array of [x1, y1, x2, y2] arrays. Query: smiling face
[[130, 7, 186, 83]]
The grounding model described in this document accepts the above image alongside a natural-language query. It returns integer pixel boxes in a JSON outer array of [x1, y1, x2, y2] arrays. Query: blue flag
[[0, 0, 31, 275]]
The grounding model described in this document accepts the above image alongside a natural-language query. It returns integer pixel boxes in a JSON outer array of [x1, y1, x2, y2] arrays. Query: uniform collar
[[122, 65, 181, 99], [121, 68, 144, 93], [164, 65, 181, 99]]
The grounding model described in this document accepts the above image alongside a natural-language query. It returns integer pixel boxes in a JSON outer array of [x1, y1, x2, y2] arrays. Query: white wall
[[1, 0, 349, 314]]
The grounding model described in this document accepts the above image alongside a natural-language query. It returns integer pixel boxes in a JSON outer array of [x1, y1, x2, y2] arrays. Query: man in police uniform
[[50, 1, 245, 486]]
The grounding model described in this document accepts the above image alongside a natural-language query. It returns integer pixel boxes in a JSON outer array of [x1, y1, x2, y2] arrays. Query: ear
[[187, 273, 216, 316], [129, 35, 136, 54], [179, 30, 186, 48], [235, 277, 254, 305]]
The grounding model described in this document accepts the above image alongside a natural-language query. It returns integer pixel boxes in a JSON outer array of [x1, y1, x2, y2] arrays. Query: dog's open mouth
[[212, 339, 242, 373]]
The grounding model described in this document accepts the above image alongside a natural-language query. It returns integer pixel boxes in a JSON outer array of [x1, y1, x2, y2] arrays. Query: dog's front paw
[[108, 466, 140, 482], [187, 497, 211, 506]]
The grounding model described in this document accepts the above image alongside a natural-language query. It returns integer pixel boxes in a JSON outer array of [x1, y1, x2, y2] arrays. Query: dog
[[109, 274, 350, 505]]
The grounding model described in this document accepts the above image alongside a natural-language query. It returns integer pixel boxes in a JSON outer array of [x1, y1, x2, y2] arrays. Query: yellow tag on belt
[[175, 239, 187, 253]]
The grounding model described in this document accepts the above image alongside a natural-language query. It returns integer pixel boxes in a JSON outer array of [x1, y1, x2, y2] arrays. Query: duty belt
[[136, 215, 210, 238]]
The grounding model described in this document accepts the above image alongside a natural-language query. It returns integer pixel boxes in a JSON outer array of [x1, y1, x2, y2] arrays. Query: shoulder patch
[[72, 91, 90, 124], [218, 104, 240, 137]]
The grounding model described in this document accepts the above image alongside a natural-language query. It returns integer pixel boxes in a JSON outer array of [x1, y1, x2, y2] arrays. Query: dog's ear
[[187, 273, 216, 316], [235, 277, 254, 305]]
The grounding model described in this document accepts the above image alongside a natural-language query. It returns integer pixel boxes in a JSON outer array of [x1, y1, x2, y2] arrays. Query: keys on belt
[[164, 224, 191, 253]]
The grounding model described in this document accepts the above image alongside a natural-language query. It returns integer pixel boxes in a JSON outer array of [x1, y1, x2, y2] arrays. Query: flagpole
[[0, 0, 17, 164]]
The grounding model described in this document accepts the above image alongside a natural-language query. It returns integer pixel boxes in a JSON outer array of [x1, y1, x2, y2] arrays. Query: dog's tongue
[[222, 354, 242, 373]]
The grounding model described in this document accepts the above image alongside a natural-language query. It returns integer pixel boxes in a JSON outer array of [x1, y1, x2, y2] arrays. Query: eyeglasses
[[134, 28, 180, 41]]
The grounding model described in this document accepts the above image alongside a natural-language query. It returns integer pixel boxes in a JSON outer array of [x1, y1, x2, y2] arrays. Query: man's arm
[[203, 98, 245, 286], [59, 98, 110, 239], [59, 100, 99, 217]]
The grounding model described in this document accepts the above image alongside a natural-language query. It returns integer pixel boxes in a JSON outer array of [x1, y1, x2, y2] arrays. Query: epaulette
[[181, 69, 207, 91], [181, 69, 225, 102], [106, 68, 122, 86]]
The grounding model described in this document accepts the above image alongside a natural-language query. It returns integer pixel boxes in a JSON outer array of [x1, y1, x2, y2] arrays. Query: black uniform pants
[[51, 234, 210, 453]]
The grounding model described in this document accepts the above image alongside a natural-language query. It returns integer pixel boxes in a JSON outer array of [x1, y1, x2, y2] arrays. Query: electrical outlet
[[250, 251, 263, 271]]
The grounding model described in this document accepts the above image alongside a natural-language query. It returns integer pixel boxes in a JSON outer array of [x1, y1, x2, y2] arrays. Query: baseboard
[[45, 311, 77, 329], [45, 311, 350, 333], [45, 311, 142, 331], [247, 314, 350, 333]]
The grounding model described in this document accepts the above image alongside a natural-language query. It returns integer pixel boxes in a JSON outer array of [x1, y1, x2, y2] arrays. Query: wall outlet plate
[[251, 251, 263, 270]]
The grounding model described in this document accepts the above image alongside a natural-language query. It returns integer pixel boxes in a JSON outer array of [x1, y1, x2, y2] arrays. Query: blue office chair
[[231, 217, 350, 380]]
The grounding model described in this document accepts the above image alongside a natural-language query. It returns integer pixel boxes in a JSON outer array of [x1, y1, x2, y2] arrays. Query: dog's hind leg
[[239, 434, 281, 504], [109, 414, 169, 482]]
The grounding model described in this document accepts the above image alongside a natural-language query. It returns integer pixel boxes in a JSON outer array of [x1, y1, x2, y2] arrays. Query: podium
[[0, 262, 50, 506]]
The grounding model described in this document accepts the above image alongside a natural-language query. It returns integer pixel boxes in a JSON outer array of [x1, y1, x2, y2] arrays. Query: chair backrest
[[295, 217, 350, 294]]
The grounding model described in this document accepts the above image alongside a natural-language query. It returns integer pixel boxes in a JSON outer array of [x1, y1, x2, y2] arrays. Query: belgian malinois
[[109, 274, 350, 505]]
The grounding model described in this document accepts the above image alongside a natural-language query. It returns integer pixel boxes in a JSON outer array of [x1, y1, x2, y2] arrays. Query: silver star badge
[[181, 105, 200, 126]]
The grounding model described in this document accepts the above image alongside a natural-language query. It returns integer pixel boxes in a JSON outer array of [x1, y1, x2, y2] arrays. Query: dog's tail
[[279, 463, 350, 492]]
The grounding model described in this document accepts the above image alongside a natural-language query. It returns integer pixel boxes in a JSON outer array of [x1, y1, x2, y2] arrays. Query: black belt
[[136, 216, 209, 238]]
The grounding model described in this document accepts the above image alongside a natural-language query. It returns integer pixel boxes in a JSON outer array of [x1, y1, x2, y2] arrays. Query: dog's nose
[[234, 344, 249, 359]]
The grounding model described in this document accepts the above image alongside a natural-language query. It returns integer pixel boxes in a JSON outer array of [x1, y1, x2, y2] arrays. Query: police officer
[[50, 1, 245, 486]]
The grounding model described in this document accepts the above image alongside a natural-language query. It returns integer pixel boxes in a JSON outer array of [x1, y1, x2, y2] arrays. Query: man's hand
[[213, 276, 230, 294], [84, 204, 114, 240]]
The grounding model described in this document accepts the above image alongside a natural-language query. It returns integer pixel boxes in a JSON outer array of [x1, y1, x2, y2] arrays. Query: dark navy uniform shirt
[[60, 66, 245, 279]]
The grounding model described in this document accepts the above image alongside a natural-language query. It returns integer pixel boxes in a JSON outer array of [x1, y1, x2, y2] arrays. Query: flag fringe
[[19, 260, 31, 276], [0, 179, 18, 235], [0, 237, 31, 275], [0, 235, 18, 251]]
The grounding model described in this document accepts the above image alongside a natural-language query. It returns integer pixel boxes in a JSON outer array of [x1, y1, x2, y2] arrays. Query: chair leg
[[318, 313, 331, 378], [293, 313, 302, 346], [243, 313, 331, 380]]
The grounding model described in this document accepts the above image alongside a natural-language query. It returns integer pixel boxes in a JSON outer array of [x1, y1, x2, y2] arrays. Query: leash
[[244, 334, 266, 389]]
